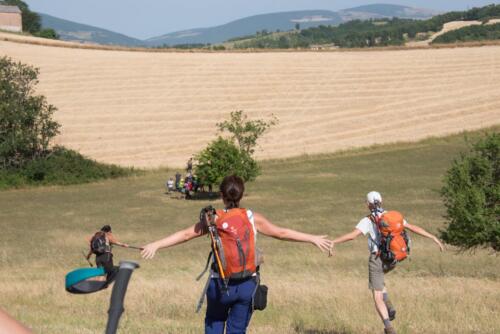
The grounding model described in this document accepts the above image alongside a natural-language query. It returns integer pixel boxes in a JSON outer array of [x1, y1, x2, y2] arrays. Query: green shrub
[[194, 137, 259, 189], [0, 56, 60, 168], [0, 147, 136, 189], [34, 28, 59, 40], [440, 133, 500, 251]]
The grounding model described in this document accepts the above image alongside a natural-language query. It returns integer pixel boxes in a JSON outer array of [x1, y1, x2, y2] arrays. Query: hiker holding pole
[[330, 191, 444, 334], [141, 175, 333, 334], [86, 225, 130, 281]]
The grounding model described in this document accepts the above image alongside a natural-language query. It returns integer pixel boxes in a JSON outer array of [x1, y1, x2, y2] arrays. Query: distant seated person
[[184, 180, 193, 199], [178, 178, 185, 193], [192, 175, 199, 192], [166, 177, 174, 193]]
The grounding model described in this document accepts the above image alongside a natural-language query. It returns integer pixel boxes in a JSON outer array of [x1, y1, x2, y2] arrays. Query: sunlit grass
[[0, 128, 499, 333]]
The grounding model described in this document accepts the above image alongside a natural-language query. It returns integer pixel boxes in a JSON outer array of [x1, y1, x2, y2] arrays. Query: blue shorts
[[205, 278, 257, 334]]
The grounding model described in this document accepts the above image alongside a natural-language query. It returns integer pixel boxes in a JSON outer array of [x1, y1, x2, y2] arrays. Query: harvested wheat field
[[1, 36, 500, 168]]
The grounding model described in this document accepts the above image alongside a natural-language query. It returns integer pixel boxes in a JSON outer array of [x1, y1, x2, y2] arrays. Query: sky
[[24, 1, 500, 40]]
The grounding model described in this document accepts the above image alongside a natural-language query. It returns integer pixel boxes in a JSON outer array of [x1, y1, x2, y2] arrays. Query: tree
[[1, 0, 41, 33], [0, 57, 60, 168], [195, 137, 259, 189], [440, 133, 499, 251], [295, 23, 301, 31], [216, 110, 277, 154], [35, 28, 59, 40]]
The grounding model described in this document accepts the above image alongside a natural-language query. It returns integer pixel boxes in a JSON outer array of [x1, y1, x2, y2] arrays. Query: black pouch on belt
[[252, 282, 268, 311]]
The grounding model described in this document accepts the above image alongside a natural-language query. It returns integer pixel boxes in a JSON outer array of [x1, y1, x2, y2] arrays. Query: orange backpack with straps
[[213, 208, 257, 280], [371, 211, 410, 263]]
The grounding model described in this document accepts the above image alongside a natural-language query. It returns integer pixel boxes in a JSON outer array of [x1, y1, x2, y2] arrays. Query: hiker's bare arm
[[405, 223, 445, 251], [254, 212, 333, 253], [141, 222, 206, 259], [0, 308, 32, 334], [333, 229, 363, 244], [329, 229, 363, 256], [108, 233, 129, 248]]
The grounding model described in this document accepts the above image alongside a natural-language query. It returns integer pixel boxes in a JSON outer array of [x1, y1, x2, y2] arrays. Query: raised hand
[[311, 235, 334, 254], [141, 243, 159, 260], [434, 237, 445, 252]]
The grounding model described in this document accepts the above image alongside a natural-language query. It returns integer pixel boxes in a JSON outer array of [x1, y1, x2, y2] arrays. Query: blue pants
[[205, 278, 257, 334]]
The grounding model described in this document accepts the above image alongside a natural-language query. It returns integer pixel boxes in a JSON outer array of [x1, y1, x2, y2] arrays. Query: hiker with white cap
[[331, 191, 444, 334]]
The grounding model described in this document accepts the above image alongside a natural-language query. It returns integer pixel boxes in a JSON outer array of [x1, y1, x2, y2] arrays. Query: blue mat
[[65, 267, 107, 294]]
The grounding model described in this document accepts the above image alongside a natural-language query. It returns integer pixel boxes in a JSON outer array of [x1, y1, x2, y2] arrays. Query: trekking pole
[[82, 250, 93, 267], [116, 245, 144, 250], [205, 209, 228, 291], [105, 261, 140, 334]]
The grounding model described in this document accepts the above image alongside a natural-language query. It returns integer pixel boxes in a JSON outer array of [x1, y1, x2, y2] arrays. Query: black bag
[[253, 283, 268, 311], [91, 232, 107, 255]]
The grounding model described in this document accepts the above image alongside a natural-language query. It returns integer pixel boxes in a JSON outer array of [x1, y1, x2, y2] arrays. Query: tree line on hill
[[232, 4, 500, 49], [0, 0, 58, 39], [433, 22, 500, 44]]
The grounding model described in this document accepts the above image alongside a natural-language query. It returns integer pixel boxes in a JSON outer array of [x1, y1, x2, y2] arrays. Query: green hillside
[[232, 4, 500, 49], [433, 22, 500, 44]]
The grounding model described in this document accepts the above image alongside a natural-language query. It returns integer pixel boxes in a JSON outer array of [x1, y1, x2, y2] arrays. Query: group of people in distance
[[132, 175, 444, 334], [166, 171, 203, 198], [165, 158, 211, 199]]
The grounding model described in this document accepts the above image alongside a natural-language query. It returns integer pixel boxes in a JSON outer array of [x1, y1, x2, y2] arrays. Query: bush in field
[[440, 132, 500, 251], [0, 56, 60, 168], [0, 147, 135, 189], [216, 110, 277, 154], [34, 28, 59, 40], [194, 137, 259, 188], [0, 57, 134, 189], [195, 111, 276, 189]]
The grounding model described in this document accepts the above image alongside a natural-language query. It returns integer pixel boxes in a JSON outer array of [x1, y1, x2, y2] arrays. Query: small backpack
[[213, 208, 257, 280], [371, 211, 410, 263], [90, 232, 108, 255]]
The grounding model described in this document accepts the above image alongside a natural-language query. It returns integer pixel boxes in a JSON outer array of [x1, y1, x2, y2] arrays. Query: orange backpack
[[212, 208, 257, 281], [371, 211, 410, 263], [196, 206, 258, 312]]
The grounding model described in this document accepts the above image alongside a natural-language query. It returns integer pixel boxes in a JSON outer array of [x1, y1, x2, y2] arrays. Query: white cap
[[366, 191, 382, 204]]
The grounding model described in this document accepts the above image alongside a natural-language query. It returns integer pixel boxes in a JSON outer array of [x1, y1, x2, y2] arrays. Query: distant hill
[[147, 4, 436, 46], [38, 4, 437, 47], [40, 13, 144, 46], [146, 10, 342, 46]]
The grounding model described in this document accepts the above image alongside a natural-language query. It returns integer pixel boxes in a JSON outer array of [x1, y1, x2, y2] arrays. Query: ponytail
[[220, 175, 245, 209]]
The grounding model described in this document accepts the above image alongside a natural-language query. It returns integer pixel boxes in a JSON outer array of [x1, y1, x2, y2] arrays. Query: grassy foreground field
[[1, 129, 499, 334]]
